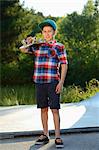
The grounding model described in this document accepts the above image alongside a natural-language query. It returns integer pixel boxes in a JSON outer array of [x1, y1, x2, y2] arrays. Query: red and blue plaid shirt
[[29, 40, 68, 83]]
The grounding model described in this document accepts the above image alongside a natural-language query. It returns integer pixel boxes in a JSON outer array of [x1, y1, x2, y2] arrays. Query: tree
[[1, 0, 25, 63], [82, 0, 95, 16], [1, 0, 43, 63], [1, 0, 44, 85], [94, 0, 99, 14], [57, 9, 99, 86]]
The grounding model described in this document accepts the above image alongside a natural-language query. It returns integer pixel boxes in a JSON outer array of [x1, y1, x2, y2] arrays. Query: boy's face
[[42, 26, 56, 42]]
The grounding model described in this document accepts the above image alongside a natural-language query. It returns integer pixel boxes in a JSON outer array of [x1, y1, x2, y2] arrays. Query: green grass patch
[[0, 84, 36, 106], [0, 79, 99, 106]]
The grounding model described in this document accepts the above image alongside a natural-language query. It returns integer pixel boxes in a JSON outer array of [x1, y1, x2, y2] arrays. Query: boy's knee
[[41, 107, 48, 113], [51, 109, 59, 114]]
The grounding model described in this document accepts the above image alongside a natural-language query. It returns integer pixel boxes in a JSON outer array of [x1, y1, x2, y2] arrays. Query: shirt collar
[[45, 40, 57, 44]]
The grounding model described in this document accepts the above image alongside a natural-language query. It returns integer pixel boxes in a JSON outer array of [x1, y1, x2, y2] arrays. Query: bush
[[61, 79, 99, 103], [1, 54, 34, 85], [85, 78, 99, 97]]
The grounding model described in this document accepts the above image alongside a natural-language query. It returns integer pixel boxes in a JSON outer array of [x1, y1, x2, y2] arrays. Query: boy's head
[[39, 19, 57, 42]]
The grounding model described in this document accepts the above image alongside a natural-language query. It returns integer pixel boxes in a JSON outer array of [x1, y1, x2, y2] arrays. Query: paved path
[[0, 132, 99, 150], [0, 93, 99, 134]]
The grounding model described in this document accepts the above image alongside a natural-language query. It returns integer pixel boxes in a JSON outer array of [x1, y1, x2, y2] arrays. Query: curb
[[0, 127, 99, 140]]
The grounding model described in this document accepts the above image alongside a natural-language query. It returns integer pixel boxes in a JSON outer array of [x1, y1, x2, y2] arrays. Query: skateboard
[[19, 37, 46, 49]]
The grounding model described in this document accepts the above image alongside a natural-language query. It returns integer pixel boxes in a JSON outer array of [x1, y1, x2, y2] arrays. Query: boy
[[20, 19, 68, 148]]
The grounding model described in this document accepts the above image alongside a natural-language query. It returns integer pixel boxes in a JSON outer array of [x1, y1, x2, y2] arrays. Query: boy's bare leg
[[41, 107, 49, 136], [51, 109, 60, 138]]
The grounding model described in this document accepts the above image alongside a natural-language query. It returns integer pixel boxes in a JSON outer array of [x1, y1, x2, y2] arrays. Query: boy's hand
[[26, 36, 33, 44], [26, 36, 36, 45], [19, 46, 28, 53], [55, 81, 63, 94]]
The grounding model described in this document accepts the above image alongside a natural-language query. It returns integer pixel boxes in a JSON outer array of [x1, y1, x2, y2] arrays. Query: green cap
[[39, 19, 57, 31]]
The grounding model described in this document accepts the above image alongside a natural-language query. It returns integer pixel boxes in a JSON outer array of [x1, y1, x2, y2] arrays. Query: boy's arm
[[60, 63, 68, 84], [56, 63, 68, 94], [19, 46, 33, 54]]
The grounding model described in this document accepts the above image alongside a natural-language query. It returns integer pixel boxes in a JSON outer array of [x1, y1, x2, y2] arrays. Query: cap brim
[[39, 22, 54, 30]]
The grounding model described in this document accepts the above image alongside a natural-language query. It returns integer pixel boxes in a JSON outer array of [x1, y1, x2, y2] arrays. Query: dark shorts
[[35, 81, 60, 109]]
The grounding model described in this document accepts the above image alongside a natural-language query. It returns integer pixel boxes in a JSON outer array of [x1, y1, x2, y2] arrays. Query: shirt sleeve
[[55, 44, 68, 64]]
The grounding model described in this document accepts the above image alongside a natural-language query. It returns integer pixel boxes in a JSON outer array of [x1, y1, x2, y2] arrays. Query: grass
[[0, 79, 99, 106], [0, 84, 36, 106]]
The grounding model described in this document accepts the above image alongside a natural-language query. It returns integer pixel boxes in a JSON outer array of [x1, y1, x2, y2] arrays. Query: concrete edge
[[0, 127, 99, 140]]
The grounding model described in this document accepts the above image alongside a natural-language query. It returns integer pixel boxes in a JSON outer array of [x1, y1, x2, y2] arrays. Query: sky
[[20, 0, 89, 17]]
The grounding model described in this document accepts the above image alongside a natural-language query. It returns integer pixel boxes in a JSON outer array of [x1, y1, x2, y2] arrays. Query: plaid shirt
[[29, 40, 68, 83]]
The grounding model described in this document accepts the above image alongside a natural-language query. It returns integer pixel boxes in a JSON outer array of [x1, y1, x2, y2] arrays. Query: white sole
[[35, 142, 44, 145], [35, 141, 49, 145], [56, 145, 64, 148]]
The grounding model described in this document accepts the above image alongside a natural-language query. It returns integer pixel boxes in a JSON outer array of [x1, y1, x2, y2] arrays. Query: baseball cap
[[38, 19, 57, 31]]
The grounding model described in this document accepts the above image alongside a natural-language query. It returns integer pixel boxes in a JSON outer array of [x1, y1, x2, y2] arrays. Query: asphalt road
[[0, 132, 99, 150]]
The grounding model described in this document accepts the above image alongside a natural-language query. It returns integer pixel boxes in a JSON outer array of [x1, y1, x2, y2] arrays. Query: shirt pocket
[[48, 48, 56, 58]]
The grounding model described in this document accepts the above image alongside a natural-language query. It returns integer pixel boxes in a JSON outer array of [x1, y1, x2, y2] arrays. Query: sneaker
[[55, 138, 64, 148], [35, 134, 49, 145]]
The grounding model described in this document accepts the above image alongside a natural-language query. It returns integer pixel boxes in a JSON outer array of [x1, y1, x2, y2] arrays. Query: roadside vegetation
[[1, 79, 98, 106], [61, 79, 99, 103], [1, 84, 36, 106]]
